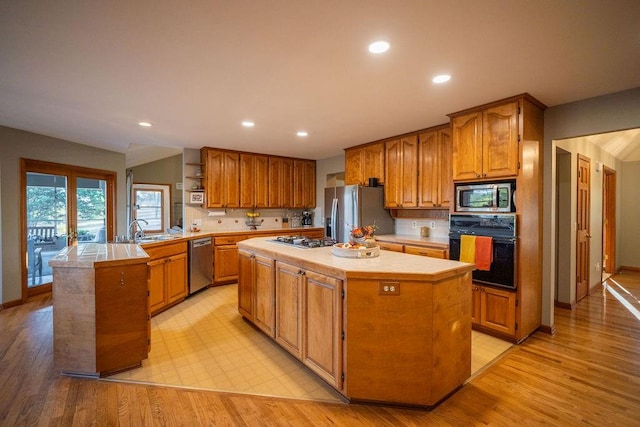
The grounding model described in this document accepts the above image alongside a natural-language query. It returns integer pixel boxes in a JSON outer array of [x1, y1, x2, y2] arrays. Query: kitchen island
[[237, 237, 475, 408], [49, 243, 150, 377]]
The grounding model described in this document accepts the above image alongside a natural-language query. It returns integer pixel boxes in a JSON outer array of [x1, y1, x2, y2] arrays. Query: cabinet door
[[481, 286, 516, 336], [452, 112, 483, 181], [254, 255, 276, 337], [268, 157, 294, 208], [302, 270, 343, 389], [166, 253, 187, 304], [404, 245, 447, 259], [482, 102, 519, 178], [238, 250, 254, 319], [205, 149, 225, 208], [399, 136, 418, 208], [384, 139, 402, 207], [254, 155, 269, 208], [275, 262, 303, 359], [214, 244, 239, 283], [293, 159, 316, 208], [223, 151, 240, 208], [344, 147, 364, 185], [418, 130, 438, 207], [95, 263, 149, 373], [148, 259, 167, 315], [240, 154, 255, 208], [471, 285, 482, 325], [437, 128, 452, 207], [363, 142, 385, 185]]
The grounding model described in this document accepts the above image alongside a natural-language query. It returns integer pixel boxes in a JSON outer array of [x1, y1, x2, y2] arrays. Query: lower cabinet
[[403, 244, 448, 259], [214, 235, 246, 285], [471, 284, 516, 337], [239, 256, 344, 391], [146, 242, 188, 316]]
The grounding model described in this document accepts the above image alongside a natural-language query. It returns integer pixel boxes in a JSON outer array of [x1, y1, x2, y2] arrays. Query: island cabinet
[[202, 148, 240, 208], [403, 244, 448, 259], [472, 284, 516, 337], [449, 94, 545, 182], [240, 153, 269, 208], [293, 159, 316, 208], [384, 135, 418, 208], [146, 242, 188, 316], [418, 125, 452, 208], [49, 244, 150, 377], [238, 250, 276, 337], [344, 141, 385, 186], [237, 237, 475, 408], [268, 156, 294, 208]]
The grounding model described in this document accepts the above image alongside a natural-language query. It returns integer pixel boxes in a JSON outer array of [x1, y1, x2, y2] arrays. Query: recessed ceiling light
[[138, 122, 152, 127], [242, 121, 255, 127], [297, 131, 308, 137], [432, 74, 451, 84], [368, 40, 390, 54]]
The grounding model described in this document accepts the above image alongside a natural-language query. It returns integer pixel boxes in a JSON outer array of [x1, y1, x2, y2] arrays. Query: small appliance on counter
[[290, 211, 302, 228], [302, 211, 313, 226]]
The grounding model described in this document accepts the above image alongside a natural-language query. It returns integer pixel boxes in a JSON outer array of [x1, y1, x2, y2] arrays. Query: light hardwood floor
[[1, 271, 640, 425]]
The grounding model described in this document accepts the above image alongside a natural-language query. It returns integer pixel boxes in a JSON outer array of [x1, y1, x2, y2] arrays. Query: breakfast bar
[[237, 237, 475, 408]]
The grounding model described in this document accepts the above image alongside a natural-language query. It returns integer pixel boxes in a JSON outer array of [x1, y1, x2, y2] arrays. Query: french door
[[21, 159, 116, 299]]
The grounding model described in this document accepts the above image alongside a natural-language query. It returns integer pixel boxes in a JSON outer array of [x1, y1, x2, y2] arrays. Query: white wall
[[0, 126, 127, 304], [620, 161, 640, 268], [543, 87, 640, 327]]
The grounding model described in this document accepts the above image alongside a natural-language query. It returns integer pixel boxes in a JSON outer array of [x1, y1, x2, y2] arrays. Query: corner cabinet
[[344, 142, 385, 186]]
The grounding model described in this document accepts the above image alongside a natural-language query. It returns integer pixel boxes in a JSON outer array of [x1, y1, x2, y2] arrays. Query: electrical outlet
[[430, 221, 436, 229], [378, 281, 400, 295], [194, 218, 202, 226], [411, 221, 417, 229], [595, 262, 600, 271]]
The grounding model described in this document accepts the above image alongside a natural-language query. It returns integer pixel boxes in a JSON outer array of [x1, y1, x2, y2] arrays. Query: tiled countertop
[[49, 243, 149, 268], [238, 237, 473, 282]]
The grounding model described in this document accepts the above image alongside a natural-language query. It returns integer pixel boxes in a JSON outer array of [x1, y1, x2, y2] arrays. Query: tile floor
[[107, 284, 512, 402]]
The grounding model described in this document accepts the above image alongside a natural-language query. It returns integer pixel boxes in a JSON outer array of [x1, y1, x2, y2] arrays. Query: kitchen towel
[[474, 236, 493, 271], [460, 235, 476, 264]]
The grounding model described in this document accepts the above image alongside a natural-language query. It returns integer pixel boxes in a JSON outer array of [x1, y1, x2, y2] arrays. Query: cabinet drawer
[[144, 241, 187, 260], [404, 245, 448, 259], [378, 242, 404, 252], [215, 234, 246, 245]]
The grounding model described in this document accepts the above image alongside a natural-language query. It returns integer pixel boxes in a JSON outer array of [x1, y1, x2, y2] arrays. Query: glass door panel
[[26, 172, 68, 287], [76, 177, 107, 244]]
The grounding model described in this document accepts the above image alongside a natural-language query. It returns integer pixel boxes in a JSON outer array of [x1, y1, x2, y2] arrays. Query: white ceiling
[[1, 1, 639, 166]]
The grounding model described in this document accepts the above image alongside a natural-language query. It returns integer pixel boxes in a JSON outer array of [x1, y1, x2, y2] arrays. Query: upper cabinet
[[344, 142, 385, 186], [449, 94, 544, 181], [384, 136, 418, 208], [202, 148, 240, 208], [240, 154, 269, 208], [201, 148, 316, 210], [418, 126, 452, 208], [268, 156, 293, 208], [293, 159, 316, 208]]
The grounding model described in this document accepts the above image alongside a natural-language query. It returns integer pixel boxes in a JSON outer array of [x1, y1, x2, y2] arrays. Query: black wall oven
[[449, 214, 517, 290]]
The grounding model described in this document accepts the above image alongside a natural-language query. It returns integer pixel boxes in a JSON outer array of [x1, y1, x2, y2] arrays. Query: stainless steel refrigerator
[[324, 185, 394, 243]]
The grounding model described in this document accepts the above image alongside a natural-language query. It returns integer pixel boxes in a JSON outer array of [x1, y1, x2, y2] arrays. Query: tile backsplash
[[394, 218, 449, 238], [184, 206, 320, 232]]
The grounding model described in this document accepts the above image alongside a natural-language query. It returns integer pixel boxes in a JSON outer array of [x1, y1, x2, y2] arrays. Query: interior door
[[576, 154, 591, 302], [22, 159, 116, 300], [602, 166, 616, 276]]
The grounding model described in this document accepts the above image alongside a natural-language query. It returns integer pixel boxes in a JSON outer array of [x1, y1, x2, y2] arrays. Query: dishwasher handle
[[191, 238, 212, 248]]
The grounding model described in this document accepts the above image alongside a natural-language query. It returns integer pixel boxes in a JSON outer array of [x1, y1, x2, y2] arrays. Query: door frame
[[602, 166, 616, 276], [20, 159, 117, 301], [575, 154, 591, 302]]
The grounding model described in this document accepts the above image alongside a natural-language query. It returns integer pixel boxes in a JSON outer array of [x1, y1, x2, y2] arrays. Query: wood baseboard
[[537, 324, 556, 335], [554, 300, 574, 310], [1, 298, 23, 310], [620, 266, 640, 273]]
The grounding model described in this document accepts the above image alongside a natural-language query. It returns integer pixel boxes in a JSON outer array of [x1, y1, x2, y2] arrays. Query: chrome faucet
[[129, 219, 149, 241]]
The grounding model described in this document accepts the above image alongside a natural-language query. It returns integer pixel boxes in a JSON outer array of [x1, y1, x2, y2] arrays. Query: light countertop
[[49, 243, 149, 268], [375, 234, 450, 248], [238, 237, 473, 282]]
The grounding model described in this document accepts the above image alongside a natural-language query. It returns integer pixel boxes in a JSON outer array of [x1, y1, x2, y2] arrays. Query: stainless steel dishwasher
[[188, 237, 213, 295]]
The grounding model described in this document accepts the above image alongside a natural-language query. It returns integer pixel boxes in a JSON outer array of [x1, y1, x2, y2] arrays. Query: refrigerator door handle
[[351, 186, 358, 228], [330, 198, 338, 241]]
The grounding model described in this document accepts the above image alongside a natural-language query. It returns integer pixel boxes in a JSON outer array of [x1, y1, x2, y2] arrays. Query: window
[[133, 184, 171, 234]]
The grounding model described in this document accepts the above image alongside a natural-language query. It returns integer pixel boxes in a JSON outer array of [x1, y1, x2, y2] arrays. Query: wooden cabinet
[[450, 101, 519, 181], [293, 159, 316, 208], [238, 250, 254, 319], [377, 241, 403, 252], [275, 262, 304, 358], [240, 154, 269, 208], [472, 284, 516, 337], [344, 142, 385, 186], [302, 270, 343, 388], [268, 156, 293, 208], [384, 136, 418, 208], [418, 126, 452, 208], [238, 250, 276, 337], [404, 244, 448, 259], [214, 235, 246, 285], [146, 242, 188, 316], [203, 148, 240, 208]]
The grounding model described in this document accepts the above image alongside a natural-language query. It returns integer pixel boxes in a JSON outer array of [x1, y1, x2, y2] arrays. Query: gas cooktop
[[268, 235, 336, 249]]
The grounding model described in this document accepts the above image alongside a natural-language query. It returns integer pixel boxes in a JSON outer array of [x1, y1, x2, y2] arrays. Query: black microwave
[[455, 181, 516, 212]]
